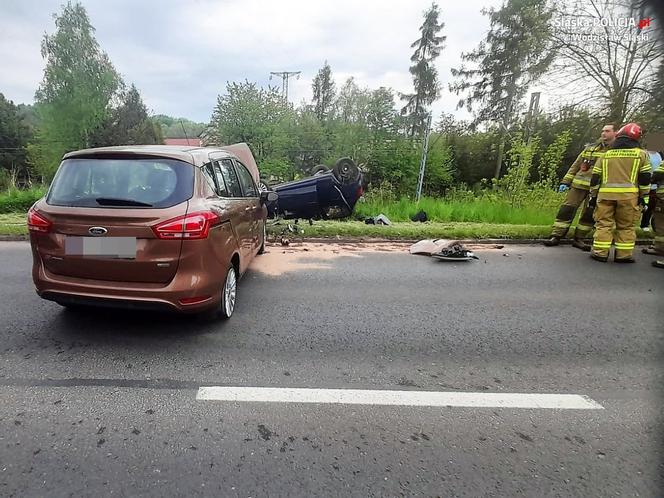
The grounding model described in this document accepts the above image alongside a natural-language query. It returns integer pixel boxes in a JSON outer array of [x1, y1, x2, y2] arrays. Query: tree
[[550, 0, 663, 123], [401, 3, 446, 138], [366, 87, 398, 137], [0, 94, 32, 187], [312, 61, 336, 121], [153, 115, 206, 139], [334, 77, 370, 124], [91, 85, 162, 146], [32, 1, 121, 179], [209, 81, 296, 165], [451, 0, 554, 178]]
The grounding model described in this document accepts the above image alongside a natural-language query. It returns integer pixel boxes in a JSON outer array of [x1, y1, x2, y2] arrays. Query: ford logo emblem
[[88, 226, 108, 236]]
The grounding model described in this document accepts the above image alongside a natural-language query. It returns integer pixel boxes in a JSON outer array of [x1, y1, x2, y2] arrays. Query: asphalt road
[[0, 241, 662, 497]]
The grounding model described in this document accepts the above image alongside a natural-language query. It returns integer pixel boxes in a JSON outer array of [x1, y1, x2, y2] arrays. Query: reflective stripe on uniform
[[598, 186, 639, 193], [630, 158, 639, 184], [572, 178, 591, 187], [602, 158, 608, 181], [614, 242, 635, 250], [592, 241, 612, 249]]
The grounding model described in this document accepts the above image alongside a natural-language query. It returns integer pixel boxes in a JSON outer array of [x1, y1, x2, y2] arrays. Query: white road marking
[[196, 387, 604, 410]]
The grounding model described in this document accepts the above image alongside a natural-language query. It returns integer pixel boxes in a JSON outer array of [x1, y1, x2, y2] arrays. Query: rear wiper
[[95, 197, 153, 207]]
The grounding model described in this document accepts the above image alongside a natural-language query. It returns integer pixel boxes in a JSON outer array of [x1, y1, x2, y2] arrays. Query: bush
[[0, 187, 47, 213]]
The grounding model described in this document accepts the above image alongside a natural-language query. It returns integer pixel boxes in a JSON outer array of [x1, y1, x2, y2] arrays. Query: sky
[[0, 0, 504, 124]]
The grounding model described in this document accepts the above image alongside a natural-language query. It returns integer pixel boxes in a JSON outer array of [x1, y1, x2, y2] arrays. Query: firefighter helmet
[[616, 123, 642, 141]]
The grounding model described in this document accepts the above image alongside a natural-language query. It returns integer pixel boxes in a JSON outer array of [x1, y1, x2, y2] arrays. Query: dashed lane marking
[[196, 387, 604, 409]]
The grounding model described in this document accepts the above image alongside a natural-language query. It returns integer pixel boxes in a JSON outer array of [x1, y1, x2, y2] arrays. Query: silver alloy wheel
[[223, 267, 237, 317]]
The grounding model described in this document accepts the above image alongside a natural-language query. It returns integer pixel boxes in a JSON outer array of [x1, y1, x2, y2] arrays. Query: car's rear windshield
[[47, 157, 194, 208]]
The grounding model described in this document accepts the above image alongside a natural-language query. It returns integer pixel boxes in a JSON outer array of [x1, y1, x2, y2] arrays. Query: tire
[[219, 265, 237, 319], [312, 164, 331, 176], [332, 158, 360, 184], [258, 221, 267, 255]]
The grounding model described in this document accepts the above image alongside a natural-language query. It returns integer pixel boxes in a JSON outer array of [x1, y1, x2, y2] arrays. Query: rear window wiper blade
[[95, 197, 153, 207]]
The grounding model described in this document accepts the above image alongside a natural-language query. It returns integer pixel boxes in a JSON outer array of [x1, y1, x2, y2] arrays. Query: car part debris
[[409, 239, 454, 255], [431, 242, 478, 261], [410, 210, 428, 222], [365, 214, 391, 225]]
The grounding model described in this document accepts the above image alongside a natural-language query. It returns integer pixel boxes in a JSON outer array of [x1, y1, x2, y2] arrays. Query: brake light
[[152, 211, 220, 240], [357, 186, 364, 198], [27, 209, 52, 234]]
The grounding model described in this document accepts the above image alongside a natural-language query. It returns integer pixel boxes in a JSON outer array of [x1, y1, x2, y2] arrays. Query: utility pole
[[269, 71, 301, 101], [416, 113, 433, 203], [524, 91, 541, 144]]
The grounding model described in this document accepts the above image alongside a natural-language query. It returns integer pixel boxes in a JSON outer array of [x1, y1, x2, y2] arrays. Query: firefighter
[[543, 123, 617, 250], [588, 123, 652, 263], [647, 159, 664, 268]]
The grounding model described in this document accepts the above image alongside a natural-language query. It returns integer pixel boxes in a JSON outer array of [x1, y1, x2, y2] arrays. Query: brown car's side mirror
[[260, 191, 278, 204]]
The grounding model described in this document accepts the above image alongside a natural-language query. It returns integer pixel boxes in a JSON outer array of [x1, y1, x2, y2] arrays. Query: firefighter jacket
[[589, 147, 651, 201], [653, 161, 664, 199], [561, 142, 609, 190]]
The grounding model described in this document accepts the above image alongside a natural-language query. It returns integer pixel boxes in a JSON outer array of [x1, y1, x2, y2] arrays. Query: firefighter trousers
[[592, 197, 640, 259], [654, 199, 664, 254], [550, 187, 594, 238]]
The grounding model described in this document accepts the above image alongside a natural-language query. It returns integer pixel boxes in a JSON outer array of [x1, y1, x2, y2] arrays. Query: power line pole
[[416, 113, 433, 203], [269, 71, 301, 101], [524, 91, 541, 144]]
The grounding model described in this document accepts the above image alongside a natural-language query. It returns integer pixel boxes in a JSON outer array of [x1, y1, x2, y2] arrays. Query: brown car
[[28, 144, 276, 318]]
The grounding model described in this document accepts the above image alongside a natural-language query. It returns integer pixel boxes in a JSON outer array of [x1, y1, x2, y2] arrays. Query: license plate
[[65, 237, 137, 259]]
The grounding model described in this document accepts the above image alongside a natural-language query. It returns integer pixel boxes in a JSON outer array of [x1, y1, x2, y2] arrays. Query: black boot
[[590, 253, 608, 263], [543, 236, 561, 247], [652, 260, 664, 269], [614, 257, 636, 263], [572, 239, 591, 252]]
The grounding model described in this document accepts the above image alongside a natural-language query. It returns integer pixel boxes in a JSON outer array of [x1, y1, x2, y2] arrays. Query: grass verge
[[0, 213, 28, 236], [354, 196, 560, 225], [269, 220, 657, 241]]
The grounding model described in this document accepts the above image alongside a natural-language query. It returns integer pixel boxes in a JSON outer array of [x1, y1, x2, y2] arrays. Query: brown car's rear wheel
[[219, 265, 237, 319], [258, 221, 267, 254]]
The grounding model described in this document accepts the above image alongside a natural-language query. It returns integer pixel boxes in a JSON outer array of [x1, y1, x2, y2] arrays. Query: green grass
[[353, 196, 559, 225], [0, 187, 46, 214], [0, 212, 28, 236]]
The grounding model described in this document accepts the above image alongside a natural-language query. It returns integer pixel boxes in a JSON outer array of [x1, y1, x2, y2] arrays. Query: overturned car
[[266, 158, 364, 220]]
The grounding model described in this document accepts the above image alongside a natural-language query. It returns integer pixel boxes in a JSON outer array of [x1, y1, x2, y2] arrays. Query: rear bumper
[[40, 291, 178, 312], [32, 259, 221, 314]]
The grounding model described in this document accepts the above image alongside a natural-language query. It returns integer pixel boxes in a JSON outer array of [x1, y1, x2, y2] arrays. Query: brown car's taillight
[[27, 209, 52, 234], [152, 211, 220, 240]]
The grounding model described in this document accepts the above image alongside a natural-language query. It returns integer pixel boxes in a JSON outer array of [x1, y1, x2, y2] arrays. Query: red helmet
[[616, 123, 642, 141]]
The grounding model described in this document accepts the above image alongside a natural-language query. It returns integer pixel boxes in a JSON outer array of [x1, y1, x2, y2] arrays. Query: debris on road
[[410, 239, 478, 261], [431, 242, 478, 261]]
